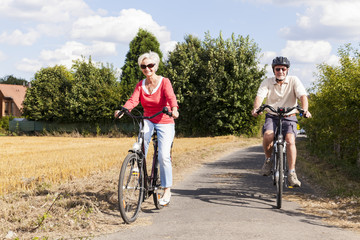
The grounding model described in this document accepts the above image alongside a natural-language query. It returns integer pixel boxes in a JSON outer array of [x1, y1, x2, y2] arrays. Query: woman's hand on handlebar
[[162, 107, 179, 119], [114, 107, 127, 119], [114, 110, 124, 119], [172, 107, 179, 119]]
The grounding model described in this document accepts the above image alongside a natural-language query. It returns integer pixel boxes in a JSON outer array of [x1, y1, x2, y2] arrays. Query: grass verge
[[288, 136, 360, 232]]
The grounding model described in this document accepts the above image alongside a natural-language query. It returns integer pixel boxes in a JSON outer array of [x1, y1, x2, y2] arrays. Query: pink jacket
[[124, 77, 178, 124]]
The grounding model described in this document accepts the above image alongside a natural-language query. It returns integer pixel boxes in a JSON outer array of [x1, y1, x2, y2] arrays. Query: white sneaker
[[159, 192, 171, 206]]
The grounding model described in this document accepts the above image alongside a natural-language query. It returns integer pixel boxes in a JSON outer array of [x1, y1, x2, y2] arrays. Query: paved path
[[96, 145, 360, 240]]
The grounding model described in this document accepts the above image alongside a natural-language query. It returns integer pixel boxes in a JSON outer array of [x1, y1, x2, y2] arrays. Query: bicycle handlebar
[[256, 104, 305, 117], [115, 106, 173, 120]]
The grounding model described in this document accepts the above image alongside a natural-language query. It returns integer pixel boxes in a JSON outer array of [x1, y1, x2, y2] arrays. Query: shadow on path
[[171, 145, 334, 229]]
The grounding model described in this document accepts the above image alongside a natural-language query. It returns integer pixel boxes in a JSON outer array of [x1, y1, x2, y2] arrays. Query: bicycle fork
[[273, 137, 287, 186]]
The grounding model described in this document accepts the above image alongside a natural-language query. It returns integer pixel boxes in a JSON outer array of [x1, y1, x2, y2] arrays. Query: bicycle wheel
[[153, 162, 164, 209], [118, 153, 144, 223], [276, 144, 284, 209]]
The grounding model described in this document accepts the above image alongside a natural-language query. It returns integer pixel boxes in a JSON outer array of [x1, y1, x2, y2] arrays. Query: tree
[[22, 65, 73, 121], [0, 75, 29, 86], [305, 43, 360, 168], [67, 57, 122, 122], [120, 28, 164, 102], [165, 32, 266, 136], [23, 57, 121, 122]]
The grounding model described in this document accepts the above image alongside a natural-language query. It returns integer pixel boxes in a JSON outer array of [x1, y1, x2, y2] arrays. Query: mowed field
[[0, 136, 260, 195]]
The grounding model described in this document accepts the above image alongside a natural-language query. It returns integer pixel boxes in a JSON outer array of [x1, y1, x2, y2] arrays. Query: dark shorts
[[262, 114, 298, 138]]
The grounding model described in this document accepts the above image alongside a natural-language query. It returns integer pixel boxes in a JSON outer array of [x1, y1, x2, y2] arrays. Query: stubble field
[[0, 135, 261, 239]]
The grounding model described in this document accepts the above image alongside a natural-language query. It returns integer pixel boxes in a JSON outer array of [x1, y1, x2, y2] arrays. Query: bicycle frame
[[257, 104, 304, 209], [137, 127, 160, 200], [125, 114, 163, 199], [117, 107, 171, 192], [272, 114, 288, 187]]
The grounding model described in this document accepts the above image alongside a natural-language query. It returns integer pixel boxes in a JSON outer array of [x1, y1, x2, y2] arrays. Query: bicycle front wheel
[[276, 144, 284, 209], [118, 153, 144, 223]]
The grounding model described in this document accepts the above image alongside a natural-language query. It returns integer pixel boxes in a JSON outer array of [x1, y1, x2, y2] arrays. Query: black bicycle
[[115, 106, 172, 223], [257, 105, 304, 209]]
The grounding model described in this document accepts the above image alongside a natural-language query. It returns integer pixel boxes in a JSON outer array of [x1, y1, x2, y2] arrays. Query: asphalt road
[[96, 145, 360, 240]]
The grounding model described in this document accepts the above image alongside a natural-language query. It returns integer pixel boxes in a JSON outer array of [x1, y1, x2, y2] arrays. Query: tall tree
[[22, 65, 73, 121], [68, 57, 121, 122], [165, 32, 266, 136], [120, 28, 164, 102]]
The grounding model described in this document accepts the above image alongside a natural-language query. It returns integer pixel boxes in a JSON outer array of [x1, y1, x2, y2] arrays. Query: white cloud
[[16, 58, 42, 73], [161, 41, 177, 58], [245, 0, 360, 40], [71, 9, 174, 47], [0, 29, 40, 46], [319, 2, 360, 28], [278, 0, 360, 40], [96, 8, 108, 16], [17, 41, 117, 73], [6, 5, 177, 77], [71, 8, 177, 60], [325, 54, 340, 66], [0, 0, 94, 41], [36, 23, 71, 38], [281, 40, 332, 63], [0, 0, 93, 23]]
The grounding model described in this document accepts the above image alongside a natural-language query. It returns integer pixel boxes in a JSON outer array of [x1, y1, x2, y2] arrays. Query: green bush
[[0, 116, 15, 131], [305, 44, 360, 169]]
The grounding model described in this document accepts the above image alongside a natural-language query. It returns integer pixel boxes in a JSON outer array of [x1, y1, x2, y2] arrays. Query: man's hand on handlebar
[[253, 104, 312, 118], [303, 110, 312, 118], [251, 107, 263, 117]]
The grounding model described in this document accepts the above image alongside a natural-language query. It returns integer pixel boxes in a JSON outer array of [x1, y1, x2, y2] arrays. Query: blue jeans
[[142, 120, 175, 188]]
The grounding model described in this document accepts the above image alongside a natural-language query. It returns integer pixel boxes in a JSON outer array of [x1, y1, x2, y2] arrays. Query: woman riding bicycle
[[115, 51, 179, 205], [251, 56, 311, 187]]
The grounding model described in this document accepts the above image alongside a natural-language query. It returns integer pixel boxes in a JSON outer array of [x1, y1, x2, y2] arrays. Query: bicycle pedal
[[288, 186, 293, 189]]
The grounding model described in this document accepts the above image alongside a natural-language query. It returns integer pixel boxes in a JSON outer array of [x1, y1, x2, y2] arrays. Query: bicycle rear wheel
[[276, 144, 284, 209], [153, 162, 164, 209], [118, 153, 144, 223]]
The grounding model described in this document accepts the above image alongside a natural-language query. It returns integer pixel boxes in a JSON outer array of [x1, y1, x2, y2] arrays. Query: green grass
[[297, 138, 360, 197]]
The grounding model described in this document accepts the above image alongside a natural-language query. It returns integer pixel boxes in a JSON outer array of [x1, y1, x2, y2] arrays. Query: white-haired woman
[[116, 51, 179, 205]]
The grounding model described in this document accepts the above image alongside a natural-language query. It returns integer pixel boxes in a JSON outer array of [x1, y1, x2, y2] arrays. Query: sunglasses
[[275, 67, 287, 72], [140, 63, 156, 69]]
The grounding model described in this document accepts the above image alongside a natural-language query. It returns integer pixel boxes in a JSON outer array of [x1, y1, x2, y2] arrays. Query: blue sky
[[1, 0, 359, 89]]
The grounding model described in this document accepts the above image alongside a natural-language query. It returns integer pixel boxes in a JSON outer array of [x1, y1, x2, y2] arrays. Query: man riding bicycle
[[251, 56, 311, 187]]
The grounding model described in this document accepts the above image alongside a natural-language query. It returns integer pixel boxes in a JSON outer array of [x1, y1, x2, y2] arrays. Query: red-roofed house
[[0, 84, 27, 117]]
